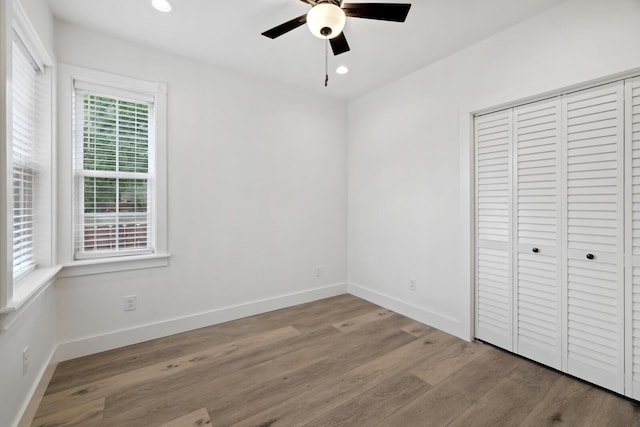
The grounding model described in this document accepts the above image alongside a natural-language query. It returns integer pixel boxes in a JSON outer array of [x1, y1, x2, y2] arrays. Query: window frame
[[57, 64, 169, 278], [73, 84, 155, 260], [0, 0, 58, 328]]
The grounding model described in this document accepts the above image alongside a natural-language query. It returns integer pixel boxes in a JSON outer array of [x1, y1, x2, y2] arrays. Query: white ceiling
[[46, 0, 567, 100]]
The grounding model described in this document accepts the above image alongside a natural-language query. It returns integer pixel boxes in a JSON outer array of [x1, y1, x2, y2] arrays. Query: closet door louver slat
[[564, 81, 625, 393], [514, 98, 562, 369], [475, 110, 513, 350]]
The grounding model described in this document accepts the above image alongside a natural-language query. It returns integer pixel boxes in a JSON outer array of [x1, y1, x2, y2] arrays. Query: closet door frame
[[625, 76, 640, 398]]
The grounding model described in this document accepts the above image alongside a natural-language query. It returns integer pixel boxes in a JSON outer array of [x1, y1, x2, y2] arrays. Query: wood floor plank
[[159, 408, 212, 427], [33, 297, 640, 427], [376, 378, 474, 427], [411, 339, 489, 385], [101, 314, 415, 426], [401, 321, 435, 337], [589, 392, 640, 426], [31, 397, 105, 427], [198, 322, 417, 426], [233, 329, 454, 427], [304, 373, 431, 427], [448, 358, 562, 426], [46, 326, 233, 395], [288, 295, 381, 333], [47, 294, 374, 395], [378, 346, 523, 427], [331, 308, 393, 333], [36, 325, 300, 418], [99, 325, 350, 425], [440, 346, 525, 402], [519, 375, 608, 427]]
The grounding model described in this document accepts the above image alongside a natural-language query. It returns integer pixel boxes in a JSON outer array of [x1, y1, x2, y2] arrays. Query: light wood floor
[[32, 295, 640, 426]]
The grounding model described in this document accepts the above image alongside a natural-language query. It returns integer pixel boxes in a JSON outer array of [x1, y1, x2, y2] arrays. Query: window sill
[[58, 253, 171, 278], [0, 265, 62, 331]]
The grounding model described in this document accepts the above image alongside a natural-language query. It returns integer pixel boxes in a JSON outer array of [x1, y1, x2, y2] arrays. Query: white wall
[[7, 0, 640, 422], [19, 0, 54, 56], [1, 2, 57, 425], [347, 0, 640, 340], [0, 286, 57, 427], [53, 21, 348, 358]]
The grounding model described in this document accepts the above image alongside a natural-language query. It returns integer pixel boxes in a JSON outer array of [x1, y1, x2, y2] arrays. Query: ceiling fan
[[262, 1, 412, 56]]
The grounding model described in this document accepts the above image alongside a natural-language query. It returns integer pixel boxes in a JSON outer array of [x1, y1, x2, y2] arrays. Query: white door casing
[[626, 76, 640, 398]]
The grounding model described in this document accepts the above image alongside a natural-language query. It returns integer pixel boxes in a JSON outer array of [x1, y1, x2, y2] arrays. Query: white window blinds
[[12, 37, 39, 278], [73, 83, 155, 259]]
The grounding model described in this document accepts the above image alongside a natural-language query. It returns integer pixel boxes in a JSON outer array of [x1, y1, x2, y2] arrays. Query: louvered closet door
[[563, 81, 625, 393], [626, 77, 640, 399], [513, 98, 562, 369], [475, 109, 513, 350]]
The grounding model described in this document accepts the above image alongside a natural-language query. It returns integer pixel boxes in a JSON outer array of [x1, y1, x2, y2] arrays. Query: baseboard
[[54, 283, 348, 362], [347, 282, 468, 341], [13, 349, 57, 427]]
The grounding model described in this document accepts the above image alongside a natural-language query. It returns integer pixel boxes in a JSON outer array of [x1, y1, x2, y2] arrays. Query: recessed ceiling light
[[336, 66, 349, 75], [151, 0, 173, 13]]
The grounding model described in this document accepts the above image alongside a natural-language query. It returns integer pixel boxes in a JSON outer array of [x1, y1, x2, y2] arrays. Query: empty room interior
[[3, 0, 640, 425]]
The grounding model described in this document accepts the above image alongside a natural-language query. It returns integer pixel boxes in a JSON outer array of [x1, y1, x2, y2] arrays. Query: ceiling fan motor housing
[[261, 1, 411, 57], [307, 1, 346, 39]]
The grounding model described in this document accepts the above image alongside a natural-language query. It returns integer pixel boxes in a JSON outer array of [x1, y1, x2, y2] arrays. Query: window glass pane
[[118, 100, 149, 173], [82, 95, 149, 173], [75, 88, 153, 259], [12, 38, 37, 277], [81, 177, 149, 252], [83, 176, 117, 214], [83, 94, 117, 171]]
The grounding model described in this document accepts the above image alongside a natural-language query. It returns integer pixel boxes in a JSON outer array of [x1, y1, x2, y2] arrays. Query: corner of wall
[[346, 282, 471, 341]]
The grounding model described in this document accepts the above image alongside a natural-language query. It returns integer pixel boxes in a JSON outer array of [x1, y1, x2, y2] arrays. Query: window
[[11, 36, 39, 278], [73, 84, 155, 259], [57, 64, 168, 275], [1, 0, 57, 322]]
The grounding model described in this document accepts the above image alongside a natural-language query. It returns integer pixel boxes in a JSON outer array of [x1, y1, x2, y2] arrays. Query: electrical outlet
[[409, 279, 417, 291], [124, 295, 137, 311], [22, 347, 29, 375], [314, 266, 322, 277]]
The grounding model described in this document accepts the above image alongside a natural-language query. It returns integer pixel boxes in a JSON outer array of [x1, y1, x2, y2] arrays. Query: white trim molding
[[347, 282, 466, 341], [56, 63, 169, 274], [54, 282, 348, 361], [0, 265, 61, 331], [0, 0, 57, 329], [58, 253, 170, 278], [14, 352, 57, 427]]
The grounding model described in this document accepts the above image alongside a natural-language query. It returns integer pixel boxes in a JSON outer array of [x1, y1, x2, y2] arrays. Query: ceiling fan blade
[[330, 32, 350, 56], [299, 0, 317, 4], [342, 3, 411, 22], [262, 14, 308, 39]]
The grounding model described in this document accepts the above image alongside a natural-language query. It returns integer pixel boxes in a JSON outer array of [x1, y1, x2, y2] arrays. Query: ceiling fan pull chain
[[324, 38, 329, 87]]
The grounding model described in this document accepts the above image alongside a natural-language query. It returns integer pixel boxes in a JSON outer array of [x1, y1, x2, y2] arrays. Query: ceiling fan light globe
[[150, 0, 173, 13], [307, 3, 346, 39]]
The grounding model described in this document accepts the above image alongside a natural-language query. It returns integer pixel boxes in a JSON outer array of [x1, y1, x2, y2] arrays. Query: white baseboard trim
[[347, 282, 468, 341], [54, 283, 348, 362], [13, 348, 57, 427]]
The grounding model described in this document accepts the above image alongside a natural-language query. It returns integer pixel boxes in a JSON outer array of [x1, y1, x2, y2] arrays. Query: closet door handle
[[586, 253, 595, 260], [532, 248, 539, 253]]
